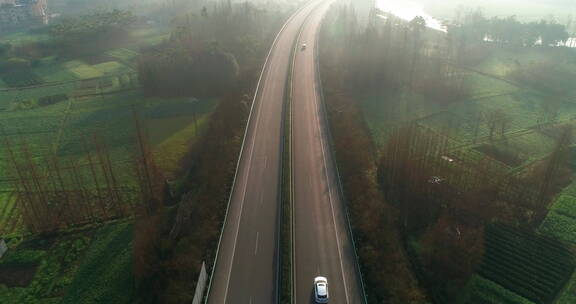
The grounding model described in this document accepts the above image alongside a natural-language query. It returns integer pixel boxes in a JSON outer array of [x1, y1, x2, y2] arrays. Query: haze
[[0, 0, 575, 303]]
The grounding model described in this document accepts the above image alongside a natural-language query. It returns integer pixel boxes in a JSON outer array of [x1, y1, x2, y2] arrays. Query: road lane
[[206, 2, 322, 303], [291, 1, 366, 303]]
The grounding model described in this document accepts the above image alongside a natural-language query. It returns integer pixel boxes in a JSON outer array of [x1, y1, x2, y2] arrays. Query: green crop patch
[[106, 48, 139, 61], [1, 70, 43, 88], [458, 275, 535, 304], [63, 61, 103, 79], [479, 224, 575, 304], [34, 64, 78, 83], [540, 211, 576, 244], [92, 61, 130, 75], [549, 195, 576, 219], [60, 222, 134, 304]]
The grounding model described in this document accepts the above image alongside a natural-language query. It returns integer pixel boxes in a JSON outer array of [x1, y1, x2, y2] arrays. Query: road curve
[[206, 2, 322, 303], [291, 1, 366, 304]]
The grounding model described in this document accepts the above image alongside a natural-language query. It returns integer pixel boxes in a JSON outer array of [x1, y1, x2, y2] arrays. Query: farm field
[[0, 221, 133, 304], [539, 183, 576, 303], [0, 24, 214, 236], [557, 270, 576, 304], [59, 222, 134, 304], [361, 47, 576, 172], [455, 224, 575, 304], [0, 91, 217, 235], [479, 224, 574, 304], [540, 182, 576, 244], [457, 275, 535, 304]]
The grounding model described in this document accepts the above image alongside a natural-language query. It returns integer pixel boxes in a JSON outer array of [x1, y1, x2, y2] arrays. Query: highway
[[291, 1, 366, 303], [206, 1, 323, 303]]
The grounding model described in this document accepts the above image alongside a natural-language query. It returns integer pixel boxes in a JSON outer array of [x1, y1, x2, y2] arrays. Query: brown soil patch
[[474, 144, 523, 167]]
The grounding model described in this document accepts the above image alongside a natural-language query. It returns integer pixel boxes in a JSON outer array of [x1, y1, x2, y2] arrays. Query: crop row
[[479, 224, 574, 303], [492, 223, 573, 259], [459, 275, 535, 304]]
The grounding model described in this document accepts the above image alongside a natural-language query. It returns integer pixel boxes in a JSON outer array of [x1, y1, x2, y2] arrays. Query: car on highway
[[314, 276, 329, 303], [301, 43, 307, 50]]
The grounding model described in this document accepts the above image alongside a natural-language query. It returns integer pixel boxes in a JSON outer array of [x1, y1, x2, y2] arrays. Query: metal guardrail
[[203, 3, 311, 303], [192, 262, 208, 304], [312, 4, 369, 304]]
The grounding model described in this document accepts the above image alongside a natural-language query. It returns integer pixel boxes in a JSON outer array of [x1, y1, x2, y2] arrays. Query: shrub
[[0, 250, 45, 267]]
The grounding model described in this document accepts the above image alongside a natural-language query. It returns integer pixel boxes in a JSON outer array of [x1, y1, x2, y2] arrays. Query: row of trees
[[0, 113, 165, 234], [49, 9, 137, 42], [323, 6, 468, 105], [321, 3, 575, 303], [132, 82, 251, 303], [377, 123, 573, 300], [319, 5, 433, 304], [138, 1, 286, 98], [132, 2, 290, 302], [449, 9, 572, 47]]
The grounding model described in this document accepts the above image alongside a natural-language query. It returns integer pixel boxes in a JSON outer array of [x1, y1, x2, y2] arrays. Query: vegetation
[[49, 10, 137, 56], [127, 2, 290, 303], [320, 7, 428, 303], [540, 191, 576, 243], [320, 2, 576, 303], [0, 230, 93, 303], [479, 224, 574, 303], [449, 11, 571, 47], [0, 0, 290, 302], [457, 275, 535, 304], [60, 222, 134, 304]]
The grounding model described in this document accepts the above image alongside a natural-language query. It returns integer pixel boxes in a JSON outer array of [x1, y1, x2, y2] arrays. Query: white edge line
[[311, 23, 351, 304], [313, 2, 369, 303], [255, 232, 260, 255]]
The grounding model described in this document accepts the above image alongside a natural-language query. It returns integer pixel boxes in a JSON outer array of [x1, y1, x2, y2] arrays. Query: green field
[[361, 47, 576, 171], [0, 221, 133, 304], [0, 232, 91, 303], [557, 270, 576, 304], [0, 24, 211, 237], [106, 48, 139, 62], [60, 222, 134, 304], [0, 91, 217, 235], [479, 224, 575, 304], [540, 185, 576, 244], [458, 275, 535, 304]]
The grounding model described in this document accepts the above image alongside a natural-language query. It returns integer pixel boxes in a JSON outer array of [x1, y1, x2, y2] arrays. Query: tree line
[[449, 9, 572, 47], [131, 2, 290, 302], [320, 3, 575, 303], [137, 1, 286, 98]]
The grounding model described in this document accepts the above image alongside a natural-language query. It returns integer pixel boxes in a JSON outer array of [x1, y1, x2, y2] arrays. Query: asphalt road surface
[[206, 1, 324, 303], [291, 1, 366, 304]]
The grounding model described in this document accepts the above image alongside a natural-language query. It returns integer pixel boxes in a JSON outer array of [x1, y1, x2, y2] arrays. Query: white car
[[301, 43, 307, 50], [314, 276, 329, 303]]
